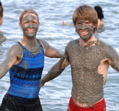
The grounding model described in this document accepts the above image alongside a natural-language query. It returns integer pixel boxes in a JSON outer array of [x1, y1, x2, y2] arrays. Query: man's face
[[75, 19, 94, 42], [20, 13, 39, 38]]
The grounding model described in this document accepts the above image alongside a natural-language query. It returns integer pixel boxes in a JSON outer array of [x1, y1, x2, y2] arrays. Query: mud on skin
[[65, 39, 119, 106]]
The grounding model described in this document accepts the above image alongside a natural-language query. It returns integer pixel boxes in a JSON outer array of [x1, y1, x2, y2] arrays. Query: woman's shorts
[[0, 94, 43, 111]]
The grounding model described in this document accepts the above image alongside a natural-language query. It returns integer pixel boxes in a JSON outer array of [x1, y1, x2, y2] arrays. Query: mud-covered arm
[[0, 44, 22, 79], [107, 46, 119, 72], [39, 39, 63, 58], [40, 51, 70, 86], [0, 31, 6, 45]]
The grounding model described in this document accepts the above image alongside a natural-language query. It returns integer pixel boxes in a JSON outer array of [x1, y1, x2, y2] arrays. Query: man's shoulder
[[98, 39, 116, 53], [98, 39, 110, 47], [66, 39, 78, 50], [67, 39, 78, 45]]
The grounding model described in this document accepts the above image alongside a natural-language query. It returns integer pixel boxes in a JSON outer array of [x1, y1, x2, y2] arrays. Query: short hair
[[94, 6, 104, 20], [19, 9, 39, 23], [72, 5, 98, 32], [0, 1, 3, 17]]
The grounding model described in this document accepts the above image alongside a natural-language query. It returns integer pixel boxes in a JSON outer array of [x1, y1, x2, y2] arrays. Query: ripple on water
[[1, 0, 119, 111]]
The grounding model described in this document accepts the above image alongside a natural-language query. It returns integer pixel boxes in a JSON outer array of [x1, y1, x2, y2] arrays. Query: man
[[62, 5, 104, 30], [0, 9, 63, 111], [0, 1, 6, 45], [41, 5, 119, 111], [94, 5, 104, 29]]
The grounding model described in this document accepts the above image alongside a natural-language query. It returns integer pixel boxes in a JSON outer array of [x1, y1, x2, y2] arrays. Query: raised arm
[[40, 50, 70, 86], [39, 39, 64, 58], [0, 31, 6, 45], [0, 44, 22, 78], [107, 45, 119, 72]]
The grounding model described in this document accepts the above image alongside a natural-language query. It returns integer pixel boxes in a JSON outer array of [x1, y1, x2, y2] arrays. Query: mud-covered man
[[0, 9, 63, 111], [41, 5, 119, 111]]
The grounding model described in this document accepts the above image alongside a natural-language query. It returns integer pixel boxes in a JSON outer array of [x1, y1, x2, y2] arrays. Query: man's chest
[[68, 45, 106, 70]]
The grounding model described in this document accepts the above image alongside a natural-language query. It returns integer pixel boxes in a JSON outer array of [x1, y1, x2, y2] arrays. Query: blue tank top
[[8, 40, 44, 99]]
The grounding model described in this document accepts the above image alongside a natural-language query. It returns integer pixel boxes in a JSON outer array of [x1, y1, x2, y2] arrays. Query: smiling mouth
[[27, 28, 35, 33], [79, 30, 88, 36]]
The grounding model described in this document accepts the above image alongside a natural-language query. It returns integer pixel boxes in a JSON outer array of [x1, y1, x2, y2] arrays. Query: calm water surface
[[0, 0, 119, 111]]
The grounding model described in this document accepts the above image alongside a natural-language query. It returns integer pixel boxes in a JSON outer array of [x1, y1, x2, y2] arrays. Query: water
[[0, 0, 119, 111]]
